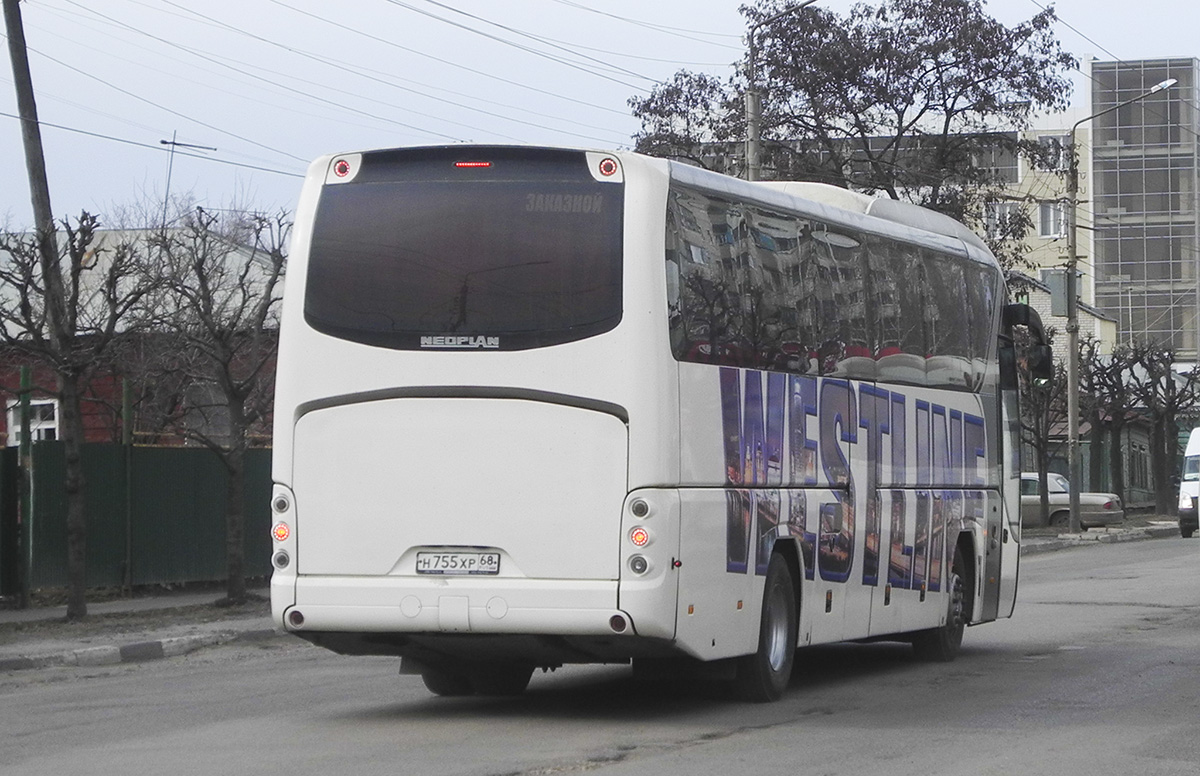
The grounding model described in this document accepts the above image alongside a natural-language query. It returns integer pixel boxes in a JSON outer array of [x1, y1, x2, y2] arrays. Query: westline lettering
[[719, 367, 988, 591], [420, 336, 500, 349]]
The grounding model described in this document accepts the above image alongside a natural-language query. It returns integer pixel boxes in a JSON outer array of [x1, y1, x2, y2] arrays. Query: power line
[[546, 0, 744, 48], [50, 0, 466, 143], [417, 0, 660, 83], [382, 0, 650, 92], [0, 110, 303, 177], [156, 0, 625, 145], [18, 11, 411, 165], [265, 0, 632, 119], [410, 0, 728, 69], [1027, 0, 1200, 145], [24, 42, 312, 164]]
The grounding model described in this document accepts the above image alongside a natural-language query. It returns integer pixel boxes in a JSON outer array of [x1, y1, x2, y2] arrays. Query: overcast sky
[[0, 0, 1196, 228]]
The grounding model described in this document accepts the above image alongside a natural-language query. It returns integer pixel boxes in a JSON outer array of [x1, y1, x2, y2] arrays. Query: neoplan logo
[[420, 335, 500, 349]]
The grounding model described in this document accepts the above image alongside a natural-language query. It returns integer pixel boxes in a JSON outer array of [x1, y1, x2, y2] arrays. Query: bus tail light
[[273, 551, 290, 569], [628, 555, 649, 575], [287, 610, 305, 628], [455, 161, 492, 168], [272, 522, 291, 542], [608, 614, 628, 633], [629, 526, 650, 547]]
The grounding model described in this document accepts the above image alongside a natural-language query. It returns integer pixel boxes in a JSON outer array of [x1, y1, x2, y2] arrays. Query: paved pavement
[[0, 589, 278, 673], [0, 520, 1184, 674]]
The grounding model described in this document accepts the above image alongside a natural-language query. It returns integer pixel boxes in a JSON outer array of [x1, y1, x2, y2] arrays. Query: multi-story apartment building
[[996, 109, 1117, 363]]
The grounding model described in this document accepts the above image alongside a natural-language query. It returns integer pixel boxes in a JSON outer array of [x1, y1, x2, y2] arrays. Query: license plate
[[415, 551, 501, 575]]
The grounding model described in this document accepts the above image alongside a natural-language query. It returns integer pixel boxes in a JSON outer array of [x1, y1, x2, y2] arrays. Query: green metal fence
[[0, 442, 271, 594]]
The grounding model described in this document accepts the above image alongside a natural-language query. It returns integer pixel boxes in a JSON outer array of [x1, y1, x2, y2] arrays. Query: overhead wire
[[50, 0, 467, 144], [416, 0, 719, 72], [382, 0, 651, 92], [264, 0, 632, 119], [0, 109, 303, 177], [1027, 0, 1200, 145], [19, 10, 404, 167], [155, 0, 626, 145], [546, 0, 744, 49], [24, 43, 313, 164]]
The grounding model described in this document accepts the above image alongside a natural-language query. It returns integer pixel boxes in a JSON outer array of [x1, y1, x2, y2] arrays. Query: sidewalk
[[0, 587, 277, 673], [0, 520, 1185, 674], [1020, 519, 1181, 554]]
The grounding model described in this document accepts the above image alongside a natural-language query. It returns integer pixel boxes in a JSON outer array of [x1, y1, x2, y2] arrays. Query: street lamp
[[745, 0, 819, 181], [1064, 76, 1176, 532]]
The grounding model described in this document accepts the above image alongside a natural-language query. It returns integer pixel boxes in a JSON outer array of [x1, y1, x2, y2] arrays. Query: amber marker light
[[272, 522, 291, 542]]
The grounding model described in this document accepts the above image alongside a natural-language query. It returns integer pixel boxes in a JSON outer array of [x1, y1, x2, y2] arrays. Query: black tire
[[912, 549, 966, 662], [470, 664, 533, 696], [421, 667, 474, 697], [1049, 512, 1069, 530], [733, 553, 798, 703], [1182, 527, 1195, 539]]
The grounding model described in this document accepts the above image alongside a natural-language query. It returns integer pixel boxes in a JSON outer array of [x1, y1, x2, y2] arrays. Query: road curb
[[0, 627, 282, 673], [1022, 524, 1180, 555]]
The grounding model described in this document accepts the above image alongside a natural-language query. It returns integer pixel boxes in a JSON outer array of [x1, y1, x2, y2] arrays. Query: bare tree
[[1126, 341, 1200, 513], [0, 214, 155, 618], [1078, 338, 1137, 500], [141, 206, 288, 604]]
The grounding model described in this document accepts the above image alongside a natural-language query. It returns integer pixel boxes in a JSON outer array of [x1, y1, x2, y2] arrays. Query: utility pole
[[4, 0, 55, 239], [5, 0, 91, 621], [745, 0, 819, 181], [4, 0, 58, 613]]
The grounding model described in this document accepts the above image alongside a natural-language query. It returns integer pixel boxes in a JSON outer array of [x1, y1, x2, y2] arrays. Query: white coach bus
[[269, 145, 1050, 702]]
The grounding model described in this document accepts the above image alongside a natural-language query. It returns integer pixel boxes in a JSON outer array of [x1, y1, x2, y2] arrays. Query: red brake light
[[272, 522, 291, 541], [630, 526, 650, 547], [455, 161, 492, 168]]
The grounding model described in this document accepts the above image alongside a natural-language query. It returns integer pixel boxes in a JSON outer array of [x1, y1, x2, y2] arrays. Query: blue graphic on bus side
[[718, 367, 987, 594]]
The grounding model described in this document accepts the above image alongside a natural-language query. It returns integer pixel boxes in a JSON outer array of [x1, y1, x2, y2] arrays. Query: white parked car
[[1019, 472, 1124, 529]]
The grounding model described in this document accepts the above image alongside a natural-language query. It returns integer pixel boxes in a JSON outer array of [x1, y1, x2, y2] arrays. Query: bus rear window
[[304, 148, 624, 351]]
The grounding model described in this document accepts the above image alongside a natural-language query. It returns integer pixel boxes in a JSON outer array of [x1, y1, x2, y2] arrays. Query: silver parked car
[[1019, 472, 1124, 529]]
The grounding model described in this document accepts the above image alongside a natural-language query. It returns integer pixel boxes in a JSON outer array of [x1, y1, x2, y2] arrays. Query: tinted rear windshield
[[304, 147, 624, 351]]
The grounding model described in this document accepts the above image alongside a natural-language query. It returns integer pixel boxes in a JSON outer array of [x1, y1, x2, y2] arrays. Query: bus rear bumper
[[281, 575, 625, 638]]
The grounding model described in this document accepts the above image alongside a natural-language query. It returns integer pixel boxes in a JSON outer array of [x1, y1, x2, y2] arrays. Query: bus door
[[795, 488, 856, 646]]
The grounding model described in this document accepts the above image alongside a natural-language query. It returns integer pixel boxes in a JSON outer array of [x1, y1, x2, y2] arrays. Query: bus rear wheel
[[421, 667, 474, 697], [733, 553, 798, 703], [912, 549, 966, 662]]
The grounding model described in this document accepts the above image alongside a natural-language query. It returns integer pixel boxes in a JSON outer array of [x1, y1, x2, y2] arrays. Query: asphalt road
[[2, 539, 1197, 776]]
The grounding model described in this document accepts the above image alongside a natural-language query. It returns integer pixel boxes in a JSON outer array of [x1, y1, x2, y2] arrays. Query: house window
[[984, 201, 1020, 240], [1038, 200, 1066, 238], [1037, 135, 1071, 171], [6, 398, 59, 446]]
